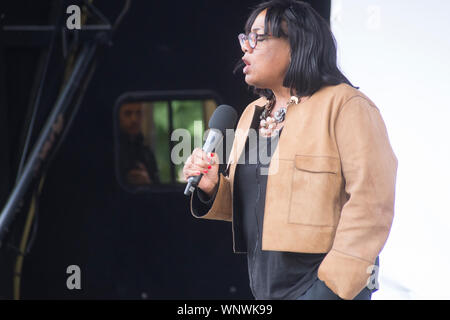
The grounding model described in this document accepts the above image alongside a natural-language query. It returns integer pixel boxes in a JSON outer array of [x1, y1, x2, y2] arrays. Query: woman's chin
[[244, 75, 259, 87]]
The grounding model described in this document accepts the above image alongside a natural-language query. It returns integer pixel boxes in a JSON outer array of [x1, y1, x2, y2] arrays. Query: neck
[[272, 86, 292, 108]]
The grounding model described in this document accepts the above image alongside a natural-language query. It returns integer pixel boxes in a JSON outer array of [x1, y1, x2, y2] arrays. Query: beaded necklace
[[259, 96, 300, 137]]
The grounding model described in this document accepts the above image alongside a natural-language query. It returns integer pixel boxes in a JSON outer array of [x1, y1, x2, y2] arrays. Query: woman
[[183, 0, 397, 300]]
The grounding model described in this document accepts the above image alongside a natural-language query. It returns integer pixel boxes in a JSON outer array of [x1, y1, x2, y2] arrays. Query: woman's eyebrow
[[251, 27, 262, 32]]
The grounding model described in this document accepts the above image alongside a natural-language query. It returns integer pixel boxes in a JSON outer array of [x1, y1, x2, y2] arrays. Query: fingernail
[[203, 170, 208, 174], [208, 165, 211, 169], [210, 153, 214, 157]]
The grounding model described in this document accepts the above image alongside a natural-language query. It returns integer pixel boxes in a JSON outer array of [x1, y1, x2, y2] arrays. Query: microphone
[[184, 104, 238, 196]]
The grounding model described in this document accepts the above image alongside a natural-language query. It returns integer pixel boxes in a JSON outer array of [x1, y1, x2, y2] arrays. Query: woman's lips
[[242, 59, 251, 74]]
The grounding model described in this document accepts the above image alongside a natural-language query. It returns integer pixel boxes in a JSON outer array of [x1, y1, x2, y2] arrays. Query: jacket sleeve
[[190, 186, 217, 216], [189, 172, 233, 222], [317, 96, 398, 300], [188, 97, 266, 222]]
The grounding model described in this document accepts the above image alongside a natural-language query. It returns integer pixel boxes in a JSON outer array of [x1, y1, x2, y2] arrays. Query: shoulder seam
[[336, 95, 378, 119]]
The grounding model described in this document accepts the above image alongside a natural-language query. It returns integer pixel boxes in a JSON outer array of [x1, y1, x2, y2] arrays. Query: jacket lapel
[[225, 102, 265, 192]]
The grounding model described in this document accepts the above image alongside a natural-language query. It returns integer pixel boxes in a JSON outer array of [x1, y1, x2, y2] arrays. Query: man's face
[[119, 103, 143, 136]]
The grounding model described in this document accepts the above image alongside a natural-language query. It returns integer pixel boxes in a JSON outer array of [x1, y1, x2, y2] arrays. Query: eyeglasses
[[238, 32, 271, 49]]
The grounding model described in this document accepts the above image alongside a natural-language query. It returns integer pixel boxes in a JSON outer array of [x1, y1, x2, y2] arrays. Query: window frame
[[113, 89, 223, 194]]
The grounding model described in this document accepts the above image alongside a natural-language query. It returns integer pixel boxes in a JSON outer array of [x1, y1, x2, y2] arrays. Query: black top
[[233, 124, 327, 299]]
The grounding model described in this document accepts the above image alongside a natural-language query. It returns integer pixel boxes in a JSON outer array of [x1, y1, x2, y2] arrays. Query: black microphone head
[[208, 104, 238, 133]]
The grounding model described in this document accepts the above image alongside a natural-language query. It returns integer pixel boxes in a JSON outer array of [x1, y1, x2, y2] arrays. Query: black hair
[[234, 0, 358, 100]]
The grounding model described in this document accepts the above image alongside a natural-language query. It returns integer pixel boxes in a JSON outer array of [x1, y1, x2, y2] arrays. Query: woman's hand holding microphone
[[183, 148, 219, 197]]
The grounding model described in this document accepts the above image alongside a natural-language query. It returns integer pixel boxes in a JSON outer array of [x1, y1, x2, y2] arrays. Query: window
[[114, 90, 221, 192]]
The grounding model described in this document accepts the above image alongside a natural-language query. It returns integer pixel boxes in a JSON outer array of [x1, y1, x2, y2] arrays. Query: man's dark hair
[[235, 0, 358, 99]]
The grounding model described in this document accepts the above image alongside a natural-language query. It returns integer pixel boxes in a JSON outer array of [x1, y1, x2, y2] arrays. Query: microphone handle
[[184, 130, 221, 196], [184, 137, 218, 196], [184, 172, 204, 196]]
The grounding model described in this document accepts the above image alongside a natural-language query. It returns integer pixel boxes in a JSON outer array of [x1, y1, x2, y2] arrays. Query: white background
[[331, 0, 450, 299]]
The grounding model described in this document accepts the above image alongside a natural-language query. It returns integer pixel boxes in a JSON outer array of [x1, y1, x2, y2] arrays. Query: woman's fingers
[[183, 148, 219, 182], [191, 148, 215, 168], [183, 169, 201, 181], [184, 165, 209, 178], [192, 148, 213, 163], [185, 159, 211, 172]]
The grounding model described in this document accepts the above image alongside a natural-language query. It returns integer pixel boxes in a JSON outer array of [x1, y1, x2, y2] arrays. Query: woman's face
[[241, 9, 291, 90]]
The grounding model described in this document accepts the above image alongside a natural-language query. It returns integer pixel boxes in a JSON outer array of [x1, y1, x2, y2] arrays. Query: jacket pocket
[[288, 155, 341, 226]]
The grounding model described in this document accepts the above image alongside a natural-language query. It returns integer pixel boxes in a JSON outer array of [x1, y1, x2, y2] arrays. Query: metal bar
[[2, 25, 111, 31], [15, 10, 61, 185], [168, 100, 175, 184], [82, 0, 111, 26], [0, 42, 97, 244], [1, 25, 111, 47]]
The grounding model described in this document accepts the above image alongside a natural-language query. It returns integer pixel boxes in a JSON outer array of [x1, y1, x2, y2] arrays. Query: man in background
[[118, 102, 160, 187]]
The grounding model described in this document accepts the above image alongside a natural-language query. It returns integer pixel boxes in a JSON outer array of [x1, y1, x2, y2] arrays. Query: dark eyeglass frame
[[238, 32, 271, 49]]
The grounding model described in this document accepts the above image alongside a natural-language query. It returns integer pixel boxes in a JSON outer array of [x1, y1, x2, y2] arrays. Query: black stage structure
[[0, 0, 330, 299]]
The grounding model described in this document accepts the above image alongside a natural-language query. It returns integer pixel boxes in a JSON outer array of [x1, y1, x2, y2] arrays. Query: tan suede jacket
[[189, 83, 398, 299]]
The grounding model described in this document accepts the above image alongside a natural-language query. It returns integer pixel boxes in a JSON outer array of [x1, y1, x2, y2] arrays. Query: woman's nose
[[241, 39, 253, 54]]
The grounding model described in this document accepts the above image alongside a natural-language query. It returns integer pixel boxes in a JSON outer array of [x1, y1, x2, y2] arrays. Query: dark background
[[0, 0, 330, 299]]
